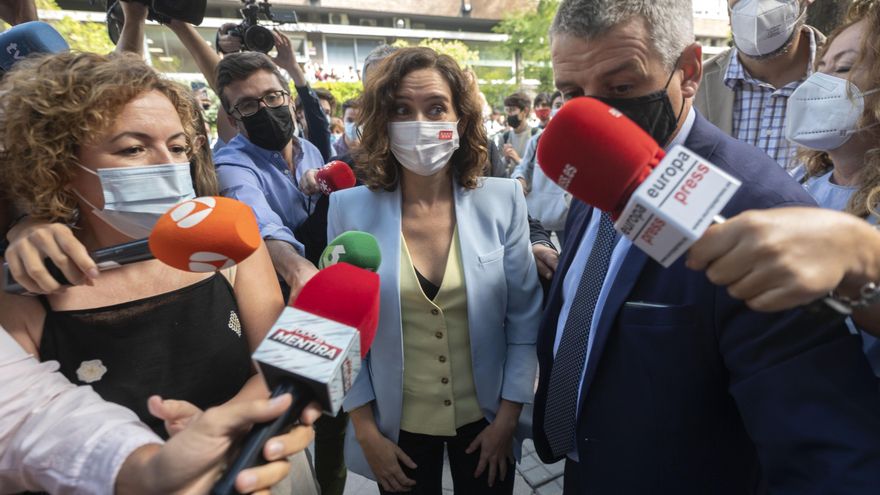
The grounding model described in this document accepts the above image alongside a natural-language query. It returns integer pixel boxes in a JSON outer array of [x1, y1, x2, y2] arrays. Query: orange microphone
[[148, 196, 261, 272], [3, 196, 262, 295]]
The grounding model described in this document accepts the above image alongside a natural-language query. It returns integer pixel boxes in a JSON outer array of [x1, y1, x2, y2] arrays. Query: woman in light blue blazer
[[327, 47, 542, 494]]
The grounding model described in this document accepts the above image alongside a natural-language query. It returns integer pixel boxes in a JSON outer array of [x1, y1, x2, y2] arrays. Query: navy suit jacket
[[532, 112, 880, 494]]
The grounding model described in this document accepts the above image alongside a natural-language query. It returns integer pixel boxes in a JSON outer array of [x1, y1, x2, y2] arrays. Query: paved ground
[[341, 440, 564, 495]]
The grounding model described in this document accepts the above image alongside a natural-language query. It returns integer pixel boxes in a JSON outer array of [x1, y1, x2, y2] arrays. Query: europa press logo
[[168, 197, 236, 272]]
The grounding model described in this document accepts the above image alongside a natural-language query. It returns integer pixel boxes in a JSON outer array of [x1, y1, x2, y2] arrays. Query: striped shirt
[[724, 29, 817, 170]]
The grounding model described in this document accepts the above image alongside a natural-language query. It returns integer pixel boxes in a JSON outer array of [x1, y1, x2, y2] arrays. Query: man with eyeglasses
[[214, 52, 324, 299]]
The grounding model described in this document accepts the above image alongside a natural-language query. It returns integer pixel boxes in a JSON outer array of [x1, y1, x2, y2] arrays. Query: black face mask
[[507, 114, 521, 129], [594, 68, 684, 147], [242, 105, 294, 151]]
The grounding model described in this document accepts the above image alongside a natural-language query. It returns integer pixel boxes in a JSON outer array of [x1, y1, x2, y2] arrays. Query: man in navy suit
[[533, 1, 880, 494]]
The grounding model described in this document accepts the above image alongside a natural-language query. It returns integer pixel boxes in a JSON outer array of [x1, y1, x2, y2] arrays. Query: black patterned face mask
[[594, 67, 684, 147], [242, 105, 294, 151]]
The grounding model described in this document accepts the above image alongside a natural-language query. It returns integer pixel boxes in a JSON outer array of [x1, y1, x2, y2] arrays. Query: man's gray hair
[[550, 0, 694, 70], [362, 44, 399, 84]]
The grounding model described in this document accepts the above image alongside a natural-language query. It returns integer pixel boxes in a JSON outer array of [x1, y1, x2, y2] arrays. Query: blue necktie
[[543, 212, 619, 459]]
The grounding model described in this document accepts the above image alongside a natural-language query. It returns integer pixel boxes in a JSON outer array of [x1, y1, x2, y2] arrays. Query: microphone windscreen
[[292, 263, 379, 358], [536, 97, 665, 218], [319, 231, 381, 271], [149, 196, 261, 272], [315, 161, 357, 194], [0, 22, 68, 74]]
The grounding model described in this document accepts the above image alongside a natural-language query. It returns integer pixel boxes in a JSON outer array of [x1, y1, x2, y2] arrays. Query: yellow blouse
[[398, 228, 483, 436]]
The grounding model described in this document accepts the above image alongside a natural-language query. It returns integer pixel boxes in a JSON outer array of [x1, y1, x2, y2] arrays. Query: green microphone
[[319, 231, 382, 272]]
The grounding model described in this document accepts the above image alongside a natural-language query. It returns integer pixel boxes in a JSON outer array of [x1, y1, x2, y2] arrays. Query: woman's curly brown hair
[[0, 51, 216, 224], [797, 0, 880, 218], [353, 47, 488, 190]]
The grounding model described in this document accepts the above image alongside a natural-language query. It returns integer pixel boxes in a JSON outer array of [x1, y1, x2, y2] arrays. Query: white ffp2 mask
[[731, 0, 802, 58], [785, 72, 880, 152], [389, 121, 460, 176]]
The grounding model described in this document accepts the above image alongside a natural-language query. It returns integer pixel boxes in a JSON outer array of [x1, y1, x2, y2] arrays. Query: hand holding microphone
[[537, 97, 740, 267], [317, 160, 357, 194], [211, 231, 381, 495], [687, 208, 880, 314], [537, 97, 851, 315], [3, 220, 100, 294], [301, 160, 357, 196], [3, 196, 262, 295]]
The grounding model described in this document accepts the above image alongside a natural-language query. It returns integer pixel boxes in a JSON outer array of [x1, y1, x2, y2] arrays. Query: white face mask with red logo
[[388, 120, 460, 177]]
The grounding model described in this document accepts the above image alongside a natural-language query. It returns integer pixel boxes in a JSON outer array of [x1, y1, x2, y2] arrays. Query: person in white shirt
[[0, 327, 320, 495]]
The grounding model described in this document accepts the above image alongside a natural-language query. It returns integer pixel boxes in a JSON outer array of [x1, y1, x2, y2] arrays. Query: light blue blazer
[[328, 177, 543, 479]]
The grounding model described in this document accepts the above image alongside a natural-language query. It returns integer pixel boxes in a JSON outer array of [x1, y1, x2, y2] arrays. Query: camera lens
[[244, 25, 275, 53]]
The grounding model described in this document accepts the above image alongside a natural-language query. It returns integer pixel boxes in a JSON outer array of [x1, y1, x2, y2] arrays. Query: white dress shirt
[[0, 327, 162, 494], [553, 106, 697, 461]]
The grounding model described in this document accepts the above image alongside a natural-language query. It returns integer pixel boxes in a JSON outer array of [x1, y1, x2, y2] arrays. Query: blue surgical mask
[[344, 121, 359, 142], [75, 162, 196, 239]]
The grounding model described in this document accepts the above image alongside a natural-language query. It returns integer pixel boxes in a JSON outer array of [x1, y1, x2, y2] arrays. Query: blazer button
[[444, 399, 452, 406], [438, 355, 447, 363], [441, 377, 449, 384], [431, 308, 439, 315], [435, 331, 444, 339]]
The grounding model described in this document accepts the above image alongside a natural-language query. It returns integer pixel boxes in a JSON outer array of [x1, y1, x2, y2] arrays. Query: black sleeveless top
[[39, 273, 253, 438]]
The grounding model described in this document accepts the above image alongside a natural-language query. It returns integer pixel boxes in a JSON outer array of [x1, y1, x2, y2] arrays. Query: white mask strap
[[76, 163, 99, 176]]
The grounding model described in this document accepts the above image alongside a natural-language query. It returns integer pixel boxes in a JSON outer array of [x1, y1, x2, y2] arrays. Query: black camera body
[[227, 0, 297, 54], [227, 0, 275, 53], [104, 0, 207, 44]]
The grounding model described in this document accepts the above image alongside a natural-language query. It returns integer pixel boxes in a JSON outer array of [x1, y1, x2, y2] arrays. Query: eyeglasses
[[230, 90, 290, 118]]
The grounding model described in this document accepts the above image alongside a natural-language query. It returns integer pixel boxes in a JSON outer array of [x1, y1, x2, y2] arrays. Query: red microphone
[[536, 97, 666, 219], [292, 263, 379, 356], [212, 263, 380, 495], [536, 97, 741, 267], [315, 160, 357, 195]]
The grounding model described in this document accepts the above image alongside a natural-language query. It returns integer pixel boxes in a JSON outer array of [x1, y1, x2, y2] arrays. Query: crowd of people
[[2, 0, 880, 494], [303, 61, 362, 83]]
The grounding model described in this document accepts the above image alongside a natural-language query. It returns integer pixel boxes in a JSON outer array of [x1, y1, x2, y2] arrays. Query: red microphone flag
[[316, 160, 357, 195], [291, 262, 379, 358], [536, 97, 666, 219]]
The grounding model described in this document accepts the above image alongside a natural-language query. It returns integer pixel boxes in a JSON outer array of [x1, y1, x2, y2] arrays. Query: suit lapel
[[453, 184, 479, 322], [370, 187, 403, 365]]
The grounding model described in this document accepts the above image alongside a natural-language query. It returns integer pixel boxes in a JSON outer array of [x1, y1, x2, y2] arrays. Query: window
[[326, 38, 356, 67]]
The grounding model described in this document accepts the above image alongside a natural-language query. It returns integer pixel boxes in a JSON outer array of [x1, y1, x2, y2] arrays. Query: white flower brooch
[[76, 359, 108, 384]]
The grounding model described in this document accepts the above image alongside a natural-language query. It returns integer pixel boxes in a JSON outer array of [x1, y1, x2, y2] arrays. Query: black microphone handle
[[2, 239, 151, 295], [211, 382, 314, 495]]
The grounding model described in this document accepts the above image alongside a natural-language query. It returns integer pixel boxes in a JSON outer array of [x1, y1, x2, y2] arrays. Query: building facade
[[51, 0, 531, 81], [48, 1, 730, 80]]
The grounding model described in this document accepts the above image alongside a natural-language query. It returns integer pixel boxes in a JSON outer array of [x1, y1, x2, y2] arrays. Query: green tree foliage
[[391, 38, 480, 67], [480, 82, 519, 111], [311, 81, 363, 117], [493, 0, 558, 90], [35, 0, 115, 54]]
